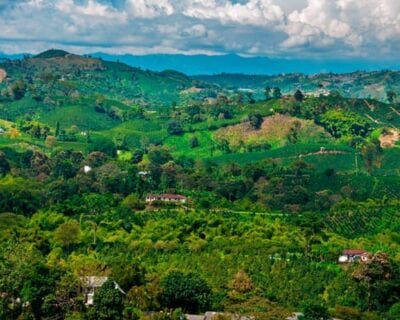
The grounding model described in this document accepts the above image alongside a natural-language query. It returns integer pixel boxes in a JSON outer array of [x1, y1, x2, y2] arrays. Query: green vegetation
[[0, 51, 399, 320]]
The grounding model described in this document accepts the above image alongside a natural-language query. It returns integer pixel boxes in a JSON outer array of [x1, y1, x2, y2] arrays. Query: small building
[[145, 193, 187, 204], [81, 276, 125, 306], [83, 165, 92, 174], [338, 249, 371, 263]]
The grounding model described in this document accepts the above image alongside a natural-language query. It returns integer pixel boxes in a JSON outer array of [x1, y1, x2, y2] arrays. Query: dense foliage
[[0, 51, 399, 320]]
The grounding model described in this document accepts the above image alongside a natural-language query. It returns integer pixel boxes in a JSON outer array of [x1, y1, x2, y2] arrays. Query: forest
[[0, 50, 399, 320]]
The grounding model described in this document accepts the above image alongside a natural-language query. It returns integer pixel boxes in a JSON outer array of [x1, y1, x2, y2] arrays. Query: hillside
[[214, 114, 332, 150], [195, 71, 400, 102], [0, 49, 205, 110], [0, 51, 400, 320]]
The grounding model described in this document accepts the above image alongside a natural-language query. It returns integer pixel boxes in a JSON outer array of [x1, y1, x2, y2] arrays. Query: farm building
[[338, 249, 371, 263], [145, 193, 187, 204]]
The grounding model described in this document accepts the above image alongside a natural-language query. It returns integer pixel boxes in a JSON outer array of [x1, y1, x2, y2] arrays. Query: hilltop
[[0, 49, 204, 108], [34, 49, 70, 59]]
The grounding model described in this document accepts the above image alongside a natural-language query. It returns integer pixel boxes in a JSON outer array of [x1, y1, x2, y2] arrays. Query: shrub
[[160, 271, 211, 313]]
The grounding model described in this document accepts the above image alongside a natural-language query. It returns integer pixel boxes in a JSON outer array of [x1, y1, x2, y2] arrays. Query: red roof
[[147, 194, 186, 199], [161, 194, 186, 199], [343, 249, 369, 256]]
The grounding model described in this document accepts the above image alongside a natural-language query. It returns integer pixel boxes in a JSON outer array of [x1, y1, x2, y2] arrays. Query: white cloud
[[126, 0, 174, 18], [183, 0, 285, 26], [0, 0, 399, 59]]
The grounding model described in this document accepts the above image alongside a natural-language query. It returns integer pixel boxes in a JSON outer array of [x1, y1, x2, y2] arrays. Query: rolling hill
[[195, 71, 400, 102]]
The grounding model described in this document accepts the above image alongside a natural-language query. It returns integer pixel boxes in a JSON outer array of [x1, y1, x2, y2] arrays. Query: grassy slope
[[214, 114, 332, 149], [0, 52, 399, 180], [40, 104, 120, 131]]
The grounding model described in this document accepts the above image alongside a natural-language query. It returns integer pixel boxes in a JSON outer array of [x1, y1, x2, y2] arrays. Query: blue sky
[[0, 0, 399, 60]]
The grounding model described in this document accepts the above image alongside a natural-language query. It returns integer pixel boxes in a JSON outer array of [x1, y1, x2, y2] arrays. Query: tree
[[229, 271, 254, 294], [55, 121, 61, 137], [361, 139, 383, 173], [30, 124, 42, 139], [45, 135, 57, 149], [148, 146, 172, 166], [287, 120, 302, 144], [111, 260, 145, 292], [248, 113, 263, 130], [301, 302, 330, 320], [167, 121, 184, 135], [294, 89, 305, 102], [387, 91, 396, 104], [189, 136, 199, 148], [0, 152, 10, 176], [20, 262, 61, 320], [54, 220, 81, 251], [264, 86, 272, 100], [87, 279, 124, 320], [89, 137, 117, 157], [9, 80, 26, 100], [246, 92, 255, 104], [388, 302, 400, 320], [352, 252, 399, 311], [132, 149, 144, 164], [121, 194, 145, 211], [272, 87, 282, 99], [160, 271, 211, 313]]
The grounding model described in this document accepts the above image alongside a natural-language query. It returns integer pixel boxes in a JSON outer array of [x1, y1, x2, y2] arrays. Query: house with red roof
[[145, 193, 187, 204]]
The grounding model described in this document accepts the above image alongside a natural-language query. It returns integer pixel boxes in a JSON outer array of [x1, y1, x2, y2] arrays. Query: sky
[[0, 0, 400, 60]]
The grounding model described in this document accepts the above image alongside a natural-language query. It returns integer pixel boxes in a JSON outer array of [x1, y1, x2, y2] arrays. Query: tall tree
[[160, 271, 211, 313], [387, 90, 397, 104], [264, 86, 272, 100], [87, 279, 124, 320], [272, 87, 282, 99], [248, 113, 263, 130], [294, 89, 305, 102]]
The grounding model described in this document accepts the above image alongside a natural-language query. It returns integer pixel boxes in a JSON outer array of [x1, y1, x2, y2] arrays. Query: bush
[[387, 302, 400, 320], [160, 271, 211, 313], [167, 121, 184, 135], [88, 137, 117, 157], [333, 306, 361, 320], [301, 302, 330, 320]]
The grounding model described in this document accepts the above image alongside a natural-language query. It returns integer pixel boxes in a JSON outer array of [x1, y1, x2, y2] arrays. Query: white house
[[83, 165, 92, 174]]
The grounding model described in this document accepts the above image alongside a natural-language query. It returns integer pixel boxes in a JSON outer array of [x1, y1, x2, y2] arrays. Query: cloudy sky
[[0, 0, 400, 59]]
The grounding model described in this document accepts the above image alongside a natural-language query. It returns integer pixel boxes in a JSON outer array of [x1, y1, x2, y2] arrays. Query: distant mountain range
[[1, 51, 400, 75], [91, 53, 400, 75]]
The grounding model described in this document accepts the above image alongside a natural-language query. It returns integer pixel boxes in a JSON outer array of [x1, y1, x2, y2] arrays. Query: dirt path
[[390, 106, 400, 117]]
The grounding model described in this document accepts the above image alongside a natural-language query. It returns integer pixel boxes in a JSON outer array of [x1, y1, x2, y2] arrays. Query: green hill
[[0, 50, 205, 109], [195, 71, 400, 102], [1, 51, 400, 320]]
